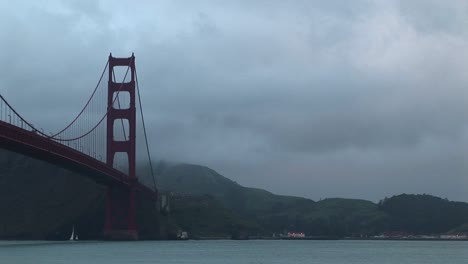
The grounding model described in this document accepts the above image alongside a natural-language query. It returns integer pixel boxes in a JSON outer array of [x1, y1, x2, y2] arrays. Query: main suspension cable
[[135, 67, 157, 192], [50, 60, 109, 137], [0, 58, 132, 142], [53, 59, 133, 142]]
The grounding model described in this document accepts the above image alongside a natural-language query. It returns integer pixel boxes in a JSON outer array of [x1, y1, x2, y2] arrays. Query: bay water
[[0, 240, 466, 263]]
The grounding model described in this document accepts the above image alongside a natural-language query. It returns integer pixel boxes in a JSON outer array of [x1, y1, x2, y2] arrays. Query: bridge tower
[[104, 53, 138, 240]]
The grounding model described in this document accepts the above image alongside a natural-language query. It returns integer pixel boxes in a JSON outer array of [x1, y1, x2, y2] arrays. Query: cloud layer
[[2, 0, 468, 201]]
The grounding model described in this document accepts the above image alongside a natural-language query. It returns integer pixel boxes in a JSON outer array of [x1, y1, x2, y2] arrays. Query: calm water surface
[[0, 240, 467, 263]]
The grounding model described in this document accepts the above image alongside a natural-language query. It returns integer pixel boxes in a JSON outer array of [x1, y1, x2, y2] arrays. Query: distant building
[[177, 231, 189, 240], [440, 233, 467, 239], [287, 232, 305, 238]]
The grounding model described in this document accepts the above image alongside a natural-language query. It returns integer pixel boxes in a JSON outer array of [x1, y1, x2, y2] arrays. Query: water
[[0, 240, 467, 263]]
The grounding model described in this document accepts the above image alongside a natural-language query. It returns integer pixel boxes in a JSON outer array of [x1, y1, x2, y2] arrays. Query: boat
[[69, 225, 78, 241]]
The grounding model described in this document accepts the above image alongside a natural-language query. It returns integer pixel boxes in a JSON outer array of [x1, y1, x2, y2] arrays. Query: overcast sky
[[1, 0, 468, 202]]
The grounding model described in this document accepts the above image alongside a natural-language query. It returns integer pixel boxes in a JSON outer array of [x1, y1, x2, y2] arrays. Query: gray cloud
[[1, 0, 468, 202]]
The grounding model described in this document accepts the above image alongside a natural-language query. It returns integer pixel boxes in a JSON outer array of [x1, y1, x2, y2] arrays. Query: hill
[[155, 162, 468, 238], [168, 194, 259, 238], [155, 162, 388, 237], [379, 194, 468, 234], [157, 163, 313, 214]]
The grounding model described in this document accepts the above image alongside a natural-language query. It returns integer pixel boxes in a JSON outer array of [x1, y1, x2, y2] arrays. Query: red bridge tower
[[104, 53, 138, 240]]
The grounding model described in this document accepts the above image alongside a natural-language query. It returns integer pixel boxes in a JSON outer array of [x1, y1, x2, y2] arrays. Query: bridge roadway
[[0, 120, 155, 196]]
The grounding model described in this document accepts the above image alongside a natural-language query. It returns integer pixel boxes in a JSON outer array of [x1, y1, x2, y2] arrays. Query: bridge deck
[[0, 121, 155, 196]]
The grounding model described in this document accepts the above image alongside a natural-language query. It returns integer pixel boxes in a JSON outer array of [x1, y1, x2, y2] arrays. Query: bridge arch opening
[[112, 66, 132, 84], [113, 152, 129, 175], [113, 119, 129, 141], [112, 92, 130, 110]]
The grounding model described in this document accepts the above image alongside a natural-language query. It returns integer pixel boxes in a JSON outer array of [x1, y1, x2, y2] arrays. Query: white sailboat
[[69, 225, 78, 241]]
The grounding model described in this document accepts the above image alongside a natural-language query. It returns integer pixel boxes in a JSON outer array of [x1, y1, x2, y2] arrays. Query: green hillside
[[154, 162, 468, 238], [378, 194, 468, 234], [168, 194, 259, 238], [155, 162, 386, 237], [157, 163, 313, 214]]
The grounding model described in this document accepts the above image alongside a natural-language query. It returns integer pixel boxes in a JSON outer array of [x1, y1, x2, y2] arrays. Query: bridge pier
[[103, 185, 138, 240]]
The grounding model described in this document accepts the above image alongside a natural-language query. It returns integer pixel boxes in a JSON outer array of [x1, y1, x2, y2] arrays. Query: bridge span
[[0, 54, 158, 240]]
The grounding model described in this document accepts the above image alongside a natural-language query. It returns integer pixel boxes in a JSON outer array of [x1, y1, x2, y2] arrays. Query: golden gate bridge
[[0, 53, 157, 240]]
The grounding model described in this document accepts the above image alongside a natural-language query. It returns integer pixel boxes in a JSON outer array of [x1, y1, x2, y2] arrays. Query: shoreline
[[190, 236, 468, 242], [2, 237, 468, 242]]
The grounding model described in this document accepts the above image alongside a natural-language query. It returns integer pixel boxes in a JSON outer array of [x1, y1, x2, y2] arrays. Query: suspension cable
[[50, 60, 109, 137], [53, 59, 133, 142], [0, 58, 132, 141], [0, 94, 48, 136], [135, 66, 157, 192]]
